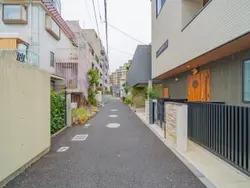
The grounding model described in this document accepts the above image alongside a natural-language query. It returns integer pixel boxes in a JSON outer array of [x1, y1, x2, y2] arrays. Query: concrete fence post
[[66, 94, 72, 127], [176, 104, 188, 153]]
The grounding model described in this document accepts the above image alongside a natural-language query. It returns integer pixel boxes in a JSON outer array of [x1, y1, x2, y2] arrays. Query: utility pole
[[104, 0, 109, 59]]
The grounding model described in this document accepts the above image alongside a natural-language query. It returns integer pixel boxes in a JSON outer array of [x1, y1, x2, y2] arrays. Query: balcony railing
[[56, 48, 78, 63], [0, 49, 39, 67], [55, 62, 78, 89]]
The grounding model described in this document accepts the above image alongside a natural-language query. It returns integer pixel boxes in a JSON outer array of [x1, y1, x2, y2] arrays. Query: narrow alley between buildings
[[6, 99, 205, 188]]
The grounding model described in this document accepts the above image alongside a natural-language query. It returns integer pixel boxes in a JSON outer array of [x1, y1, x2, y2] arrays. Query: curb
[[135, 112, 217, 188], [51, 126, 69, 138]]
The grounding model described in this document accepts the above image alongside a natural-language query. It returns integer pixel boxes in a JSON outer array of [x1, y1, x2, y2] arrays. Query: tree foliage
[[88, 69, 100, 105], [51, 90, 65, 134]]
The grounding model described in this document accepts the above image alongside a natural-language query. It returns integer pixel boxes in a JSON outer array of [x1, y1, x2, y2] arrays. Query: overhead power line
[[109, 45, 133, 56], [92, 0, 100, 36], [97, 0, 102, 20], [104, 22, 147, 45], [84, 0, 94, 28]]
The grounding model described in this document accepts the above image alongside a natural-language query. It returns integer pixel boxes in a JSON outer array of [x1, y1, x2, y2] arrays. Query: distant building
[[109, 61, 130, 97], [83, 29, 109, 90]]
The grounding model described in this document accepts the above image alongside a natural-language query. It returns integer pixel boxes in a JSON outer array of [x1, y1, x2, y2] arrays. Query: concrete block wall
[[0, 52, 51, 185]]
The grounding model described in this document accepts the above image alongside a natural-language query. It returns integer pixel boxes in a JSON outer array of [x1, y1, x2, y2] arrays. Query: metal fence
[[152, 98, 187, 129], [188, 102, 250, 176]]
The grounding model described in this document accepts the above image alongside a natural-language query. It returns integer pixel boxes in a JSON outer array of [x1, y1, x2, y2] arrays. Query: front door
[[188, 70, 210, 101]]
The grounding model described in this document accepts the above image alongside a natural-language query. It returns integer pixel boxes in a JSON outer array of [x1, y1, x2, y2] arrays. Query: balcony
[[181, 0, 210, 30], [55, 48, 79, 89], [56, 48, 78, 63], [152, 0, 250, 79], [55, 62, 78, 89], [0, 48, 39, 67]]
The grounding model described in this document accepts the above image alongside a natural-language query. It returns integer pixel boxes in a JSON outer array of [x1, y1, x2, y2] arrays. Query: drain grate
[[72, 134, 88, 141], [57, 146, 69, 152]]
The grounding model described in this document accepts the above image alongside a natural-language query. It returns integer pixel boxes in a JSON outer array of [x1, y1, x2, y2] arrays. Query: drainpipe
[[29, 0, 32, 44], [64, 86, 67, 126]]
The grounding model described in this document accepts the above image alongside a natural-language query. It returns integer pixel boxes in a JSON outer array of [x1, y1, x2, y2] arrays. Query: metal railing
[[152, 98, 187, 128], [188, 102, 250, 176], [0, 49, 39, 67], [55, 62, 78, 89]]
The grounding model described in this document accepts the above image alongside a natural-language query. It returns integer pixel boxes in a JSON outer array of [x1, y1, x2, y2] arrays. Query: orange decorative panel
[[163, 88, 169, 98], [0, 38, 17, 49]]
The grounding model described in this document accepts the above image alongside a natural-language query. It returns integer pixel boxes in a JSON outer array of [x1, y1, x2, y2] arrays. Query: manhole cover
[[109, 115, 118, 118], [106, 123, 120, 128], [72, 134, 88, 141], [57, 146, 69, 152]]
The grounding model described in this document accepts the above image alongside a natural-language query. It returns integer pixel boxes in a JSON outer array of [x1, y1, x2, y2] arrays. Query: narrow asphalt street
[[5, 99, 206, 188]]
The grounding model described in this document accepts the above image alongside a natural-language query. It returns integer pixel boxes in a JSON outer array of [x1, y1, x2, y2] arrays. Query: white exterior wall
[[0, 3, 74, 74], [152, 0, 250, 78]]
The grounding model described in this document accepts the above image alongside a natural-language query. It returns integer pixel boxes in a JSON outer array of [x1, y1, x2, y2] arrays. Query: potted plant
[[91, 105, 99, 112], [72, 108, 79, 124], [78, 107, 88, 125]]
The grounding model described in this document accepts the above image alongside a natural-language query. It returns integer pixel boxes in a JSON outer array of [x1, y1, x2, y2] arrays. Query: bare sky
[[61, 0, 151, 73]]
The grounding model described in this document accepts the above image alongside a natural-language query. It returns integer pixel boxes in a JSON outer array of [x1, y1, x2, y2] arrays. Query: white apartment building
[[0, 0, 76, 82], [152, 0, 250, 105], [83, 29, 109, 90]]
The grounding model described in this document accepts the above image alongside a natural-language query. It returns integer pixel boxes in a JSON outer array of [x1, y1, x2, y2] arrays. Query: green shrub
[[125, 97, 132, 105], [51, 90, 65, 134], [147, 88, 159, 99], [88, 87, 97, 105]]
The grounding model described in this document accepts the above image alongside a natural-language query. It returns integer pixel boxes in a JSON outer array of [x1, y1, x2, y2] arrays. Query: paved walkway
[[5, 99, 206, 188]]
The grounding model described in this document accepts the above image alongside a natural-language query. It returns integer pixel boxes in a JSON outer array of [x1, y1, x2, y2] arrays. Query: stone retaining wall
[[165, 102, 178, 137]]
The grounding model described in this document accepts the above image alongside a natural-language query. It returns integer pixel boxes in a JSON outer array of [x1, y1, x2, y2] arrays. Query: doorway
[[188, 70, 211, 101]]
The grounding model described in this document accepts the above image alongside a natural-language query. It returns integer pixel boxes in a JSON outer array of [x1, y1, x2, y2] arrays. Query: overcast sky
[[61, 0, 151, 73]]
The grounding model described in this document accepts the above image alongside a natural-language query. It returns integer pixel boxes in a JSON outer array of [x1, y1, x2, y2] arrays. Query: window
[[51, 0, 61, 13], [243, 60, 250, 102], [50, 52, 55, 67], [156, 0, 166, 16], [181, 0, 212, 31], [2, 4, 28, 24], [45, 14, 60, 40]]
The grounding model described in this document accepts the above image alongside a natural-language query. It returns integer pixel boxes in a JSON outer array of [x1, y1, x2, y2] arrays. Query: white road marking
[[109, 115, 118, 118], [57, 146, 69, 152], [110, 109, 117, 112], [106, 123, 120, 128], [72, 134, 88, 141], [85, 124, 91, 127]]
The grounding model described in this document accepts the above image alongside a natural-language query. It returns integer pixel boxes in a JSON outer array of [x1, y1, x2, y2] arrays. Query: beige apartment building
[[152, 0, 250, 106], [109, 62, 130, 96]]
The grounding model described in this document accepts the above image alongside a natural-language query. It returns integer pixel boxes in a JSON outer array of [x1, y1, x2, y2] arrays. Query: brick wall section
[[145, 100, 149, 123], [165, 102, 177, 136]]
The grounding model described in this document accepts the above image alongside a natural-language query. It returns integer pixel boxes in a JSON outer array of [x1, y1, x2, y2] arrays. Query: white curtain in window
[[52, 19, 60, 36], [244, 60, 250, 101], [4, 5, 20, 19], [21, 6, 27, 21]]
